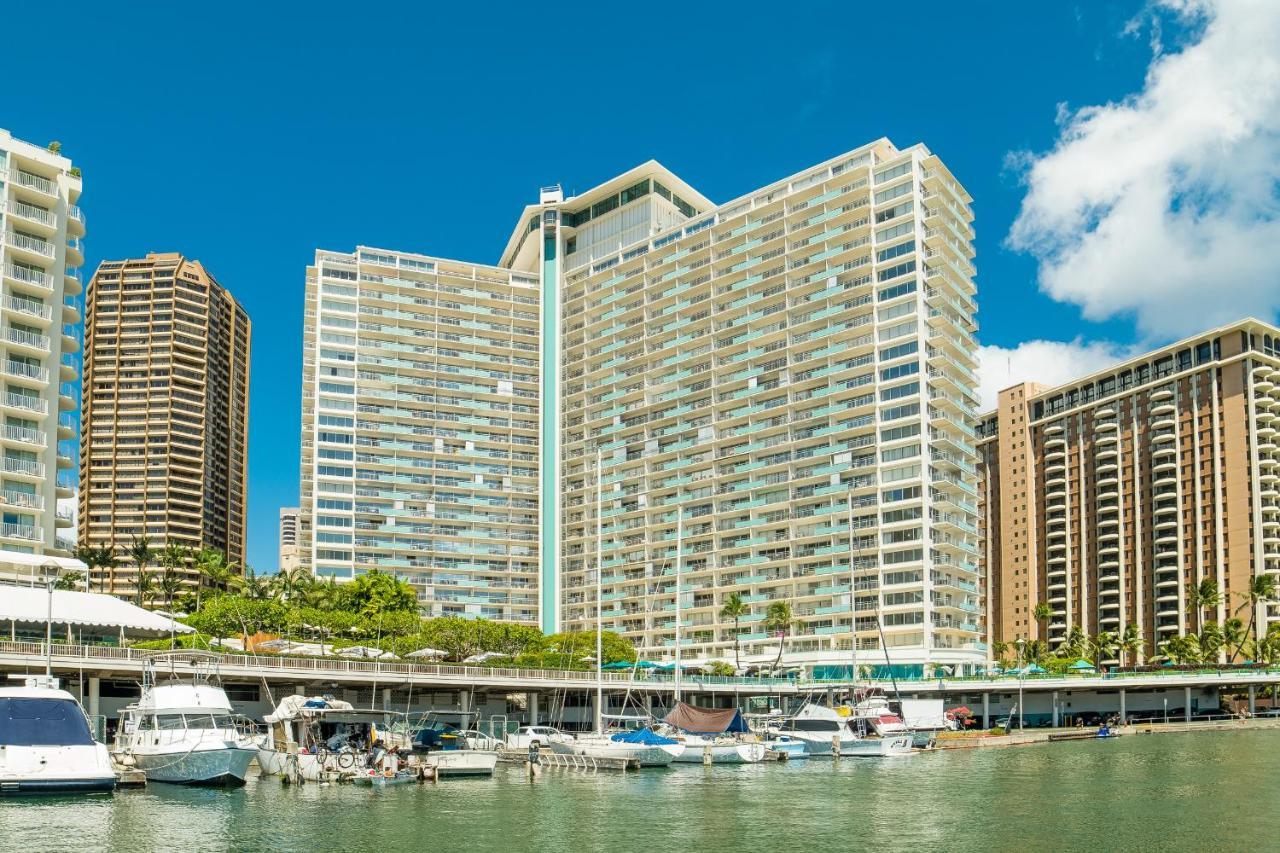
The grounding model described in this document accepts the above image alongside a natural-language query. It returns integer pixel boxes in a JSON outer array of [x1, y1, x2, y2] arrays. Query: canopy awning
[[663, 701, 749, 735], [0, 584, 194, 637]]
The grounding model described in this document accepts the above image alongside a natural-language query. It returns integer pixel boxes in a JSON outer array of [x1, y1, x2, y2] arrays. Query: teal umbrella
[[1023, 663, 1047, 674], [601, 661, 633, 670], [1068, 659, 1096, 672]]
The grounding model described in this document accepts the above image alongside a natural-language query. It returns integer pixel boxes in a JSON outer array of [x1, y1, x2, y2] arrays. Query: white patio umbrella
[[405, 647, 447, 660]]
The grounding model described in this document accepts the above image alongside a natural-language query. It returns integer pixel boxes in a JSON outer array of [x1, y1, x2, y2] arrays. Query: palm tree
[[195, 548, 241, 610], [135, 570, 158, 610], [1060, 625, 1087, 660], [273, 566, 311, 602], [991, 640, 1010, 665], [96, 546, 119, 595], [1119, 623, 1144, 667], [73, 545, 101, 592], [719, 593, 750, 672], [1187, 578, 1222, 634], [763, 600, 796, 673], [1199, 622, 1224, 662], [242, 567, 271, 601], [1090, 631, 1119, 666], [128, 534, 155, 607], [1223, 616, 1247, 662], [158, 567, 184, 608], [1032, 602, 1052, 640], [1235, 574, 1279, 653]]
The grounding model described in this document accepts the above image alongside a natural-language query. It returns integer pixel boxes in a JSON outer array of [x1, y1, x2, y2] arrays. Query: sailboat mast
[[675, 511, 683, 704], [596, 447, 604, 735], [847, 491, 858, 695]]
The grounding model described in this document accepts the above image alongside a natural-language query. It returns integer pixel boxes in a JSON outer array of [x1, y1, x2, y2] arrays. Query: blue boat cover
[[610, 728, 679, 745]]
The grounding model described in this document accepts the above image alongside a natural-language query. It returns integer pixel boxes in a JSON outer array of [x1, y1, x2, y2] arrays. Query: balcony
[[3, 361, 50, 384], [0, 523, 42, 543], [4, 263, 53, 291], [4, 297, 53, 322], [2, 457, 45, 478], [67, 205, 85, 236], [5, 230, 56, 261], [7, 200, 57, 231], [0, 489, 43, 510], [13, 169, 58, 199], [4, 328, 50, 353], [3, 393, 48, 415], [2, 424, 45, 446], [65, 237, 84, 266]]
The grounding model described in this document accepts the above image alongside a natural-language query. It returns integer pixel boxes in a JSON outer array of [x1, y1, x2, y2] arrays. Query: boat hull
[[836, 736, 915, 757], [351, 771, 418, 786], [671, 741, 766, 764], [257, 748, 370, 783], [131, 745, 257, 786], [764, 741, 809, 759], [421, 750, 499, 777], [549, 739, 682, 767], [0, 775, 116, 796]]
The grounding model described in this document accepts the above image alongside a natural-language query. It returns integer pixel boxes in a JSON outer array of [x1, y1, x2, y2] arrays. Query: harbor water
[[3, 729, 1277, 852]]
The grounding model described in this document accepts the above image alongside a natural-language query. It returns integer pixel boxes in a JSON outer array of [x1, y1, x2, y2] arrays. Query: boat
[[258, 695, 415, 784], [0, 677, 117, 796], [774, 704, 914, 757], [414, 724, 500, 777], [762, 734, 809, 759], [846, 689, 910, 737], [549, 729, 683, 767], [660, 702, 766, 764], [112, 653, 259, 786]]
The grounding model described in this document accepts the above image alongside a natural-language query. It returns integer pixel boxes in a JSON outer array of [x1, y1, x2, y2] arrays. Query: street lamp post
[[41, 560, 62, 680], [1015, 637, 1026, 731]]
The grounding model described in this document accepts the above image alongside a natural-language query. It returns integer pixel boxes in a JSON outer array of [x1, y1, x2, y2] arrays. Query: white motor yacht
[[775, 704, 914, 757], [113, 654, 258, 786], [0, 678, 116, 796]]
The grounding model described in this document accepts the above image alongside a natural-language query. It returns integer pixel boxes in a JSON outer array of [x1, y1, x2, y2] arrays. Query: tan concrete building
[[978, 319, 1280, 660], [79, 253, 250, 594], [279, 506, 300, 573]]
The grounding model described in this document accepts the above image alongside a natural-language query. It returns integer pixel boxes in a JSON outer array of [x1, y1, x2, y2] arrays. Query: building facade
[[0, 128, 83, 559], [297, 250, 541, 622], [279, 506, 300, 572], [978, 320, 1280, 659], [79, 253, 250, 594], [300, 139, 984, 673]]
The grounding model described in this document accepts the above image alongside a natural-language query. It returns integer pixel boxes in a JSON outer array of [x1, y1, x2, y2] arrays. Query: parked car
[[505, 726, 573, 750]]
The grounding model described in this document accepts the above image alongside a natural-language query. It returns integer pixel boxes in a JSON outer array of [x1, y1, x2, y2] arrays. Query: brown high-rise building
[[79, 253, 251, 595], [978, 319, 1280, 661]]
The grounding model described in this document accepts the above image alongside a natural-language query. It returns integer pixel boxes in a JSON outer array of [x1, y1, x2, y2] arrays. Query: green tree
[[1235, 574, 1279, 651], [53, 571, 83, 591], [1163, 634, 1203, 665], [763, 600, 797, 672], [1058, 625, 1087, 660], [705, 660, 736, 677], [195, 548, 241, 610], [539, 629, 635, 668], [1199, 622, 1225, 662], [1032, 602, 1053, 639], [1120, 623, 1144, 667], [478, 622, 546, 659], [157, 567, 185, 611], [1188, 578, 1222, 634], [72, 545, 102, 592], [1224, 617, 1247, 662], [273, 567, 311, 602], [128, 535, 155, 607], [719, 592, 750, 671], [135, 570, 159, 610], [1090, 631, 1119, 666], [991, 640, 1010, 665], [241, 567, 272, 601], [294, 606, 357, 655], [422, 616, 486, 662], [335, 570, 417, 617]]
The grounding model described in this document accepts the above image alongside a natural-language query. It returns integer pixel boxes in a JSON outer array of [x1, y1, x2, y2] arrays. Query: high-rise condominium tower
[[0, 129, 83, 559], [279, 506, 301, 572], [80, 253, 250, 595], [977, 320, 1280, 660], [300, 138, 982, 673]]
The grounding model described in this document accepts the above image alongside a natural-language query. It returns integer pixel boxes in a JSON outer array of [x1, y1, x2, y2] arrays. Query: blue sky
[[9, 1, 1275, 572]]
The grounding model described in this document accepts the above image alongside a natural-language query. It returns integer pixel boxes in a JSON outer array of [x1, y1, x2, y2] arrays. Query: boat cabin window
[[157, 714, 188, 730], [792, 719, 840, 733], [185, 714, 236, 730], [0, 698, 95, 747]]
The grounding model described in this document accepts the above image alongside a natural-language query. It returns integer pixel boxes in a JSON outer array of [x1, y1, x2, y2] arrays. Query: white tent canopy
[[0, 584, 194, 638]]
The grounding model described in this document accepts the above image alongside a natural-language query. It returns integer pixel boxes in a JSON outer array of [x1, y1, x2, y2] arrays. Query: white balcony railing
[[5, 328, 50, 350], [4, 297, 53, 320], [5, 231, 55, 258], [14, 170, 57, 196], [1, 457, 45, 477], [2, 424, 45, 445], [4, 393, 48, 414], [0, 523, 43, 542], [8, 200, 56, 227], [4, 361, 49, 382], [0, 489, 43, 510]]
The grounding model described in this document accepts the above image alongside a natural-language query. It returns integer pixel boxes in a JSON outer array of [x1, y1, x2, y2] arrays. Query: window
[[0, 698, 94, 746], [879, 341, 918, 362]]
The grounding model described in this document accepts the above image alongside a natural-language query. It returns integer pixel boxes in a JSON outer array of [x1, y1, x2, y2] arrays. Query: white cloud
[[1007, 0, 1280, 341], [977, 339, 1134, 411]]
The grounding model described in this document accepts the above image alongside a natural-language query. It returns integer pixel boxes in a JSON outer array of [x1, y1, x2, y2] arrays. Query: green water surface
[[2, 730, 1274, 852]]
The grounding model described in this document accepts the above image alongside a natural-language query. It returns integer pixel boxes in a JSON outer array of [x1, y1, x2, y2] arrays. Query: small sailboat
[[659, 702, 766, 764], [112, 653, 258, 786], [0, 677, 117, 796]]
